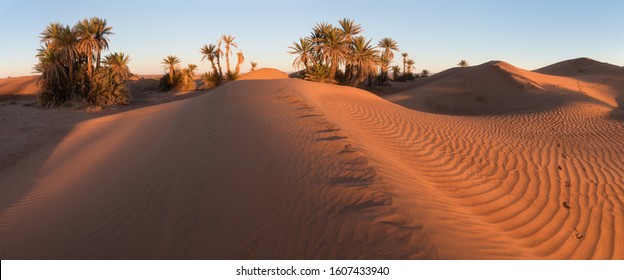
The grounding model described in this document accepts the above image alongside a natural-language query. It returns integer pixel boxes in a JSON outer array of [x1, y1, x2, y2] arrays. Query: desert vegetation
[[163, 34, 249, 90], [288, 19, 428, 87], [34, 17, 131, 107]]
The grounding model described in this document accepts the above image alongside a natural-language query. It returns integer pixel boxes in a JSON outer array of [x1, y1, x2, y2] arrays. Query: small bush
[[305, 64, 336, 84], [226, 70, 239, 81], [159, 70, 183, 91], [201, 71, 220, 88]]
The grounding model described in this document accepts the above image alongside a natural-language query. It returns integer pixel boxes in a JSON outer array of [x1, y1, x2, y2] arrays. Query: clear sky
[[1, 0, 623, 78]]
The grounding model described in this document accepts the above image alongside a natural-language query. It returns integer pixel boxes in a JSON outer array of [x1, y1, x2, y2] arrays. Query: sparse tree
[[250, 61, 258, 71], [458, 60, 469, 67]]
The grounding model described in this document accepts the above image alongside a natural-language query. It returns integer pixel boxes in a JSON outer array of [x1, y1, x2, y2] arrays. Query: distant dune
[[0, 75, 39, 99], [0, 62, 622, 259]]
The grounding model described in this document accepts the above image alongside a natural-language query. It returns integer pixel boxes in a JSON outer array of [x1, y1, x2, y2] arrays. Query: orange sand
[[0, 62, 622, 259]]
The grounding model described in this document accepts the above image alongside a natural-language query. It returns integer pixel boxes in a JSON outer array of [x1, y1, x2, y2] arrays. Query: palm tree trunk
[[96, 51, 101, 70], [216, 56, 223, 78], [169, 66, 173, 85], [210, 59, 218, 75], [225, 47, 231, 73], [87, 54, 93, 78]]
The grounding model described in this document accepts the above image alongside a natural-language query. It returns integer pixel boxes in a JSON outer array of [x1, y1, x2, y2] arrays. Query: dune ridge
[[0, 63, 622, 259]]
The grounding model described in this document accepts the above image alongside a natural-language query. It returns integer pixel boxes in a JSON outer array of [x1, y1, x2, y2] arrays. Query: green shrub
[[86, 68, 130, 106], [305, 64, 336, 84]]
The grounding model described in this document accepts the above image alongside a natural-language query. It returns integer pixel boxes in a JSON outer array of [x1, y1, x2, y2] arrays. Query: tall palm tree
[[90, 17, 113, 69], [215, 39, 224, 78], [401, 52, 408, 74], [221, 34, 238, 74], [103, 52, 131, 80], [458, 60, 469, 67], [235, 51, 245, 74], [377, 37, 399, 82], [40, 23, 78, 83], [338, 18, 362, 43], [315, 27, 348, 78], [74, 18, 99, 77], [377, 37, 399, 62], [250, 61, 258, 71], [76, 18, 112, 74], [288, 37, 313, 70], [161, 55, 181, 84], [348, 36, 379, 86], [200, 44, 219, 76]]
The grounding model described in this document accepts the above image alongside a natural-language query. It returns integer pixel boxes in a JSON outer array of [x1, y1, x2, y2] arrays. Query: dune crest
[[238, 68, 288, 80]]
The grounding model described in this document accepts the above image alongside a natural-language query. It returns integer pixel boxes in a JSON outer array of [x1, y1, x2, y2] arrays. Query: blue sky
[[1, 0, 623, 78]]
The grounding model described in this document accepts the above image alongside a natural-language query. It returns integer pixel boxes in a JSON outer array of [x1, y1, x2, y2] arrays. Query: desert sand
[[0, 61, 622, 259]]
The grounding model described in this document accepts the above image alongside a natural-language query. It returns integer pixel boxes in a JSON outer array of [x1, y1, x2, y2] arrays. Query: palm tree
[[338, 18, 362, 43], [250, 61, 258, 71], [458, 60, 469, 67], [74, 18, 99, 77], [162, 55, 181, 85], [200, 44, 219, 76], [221, 34, 238, 74], [90, 17, 113, 69], [103, 52, 131, 80], [391, 65, 401, 80], [235, 51, 245, 74], [186, 64, 198, 77], [377, 37, 399, 63], [184, 64, 198, 90], [406, 59, 415, 73], [40, 23, 78, 83], [377, 37, 399, 82], [315, 27, 348, 78], [288, 37, 313, 70], [35, 44, 68, 89], [348, 36, 379, 86], [75, 18, 113, 75], [215, 39, 224, 78], [401, 52, 408, 74], [421, 69, 430, 77]]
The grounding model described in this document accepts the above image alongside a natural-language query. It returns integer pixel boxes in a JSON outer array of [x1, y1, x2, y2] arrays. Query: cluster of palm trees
[[390, 52, 417, 81], [160, 55, 199, 90], [199, 34, 245, 85], [34, 17, 131, 107], [161, 34, 247, 90], [289, 19, 414, 86]]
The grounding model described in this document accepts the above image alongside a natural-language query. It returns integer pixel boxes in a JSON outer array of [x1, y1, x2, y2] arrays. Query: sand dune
[[0, 75, 40, 99], [536, 57, 624, 77], [0, 63, 622, 259], [238, 68, 289, 80]]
